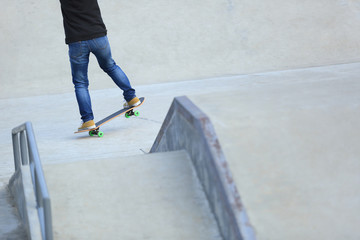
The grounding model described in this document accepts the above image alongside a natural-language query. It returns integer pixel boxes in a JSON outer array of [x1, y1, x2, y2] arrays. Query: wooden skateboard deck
[[74, 97, 145, 137]]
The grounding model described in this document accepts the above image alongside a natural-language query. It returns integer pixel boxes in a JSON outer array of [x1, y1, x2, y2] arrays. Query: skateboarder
[[59, 0, 140, 131]]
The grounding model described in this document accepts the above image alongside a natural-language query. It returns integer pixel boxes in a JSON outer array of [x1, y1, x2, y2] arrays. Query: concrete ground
[[1, 62, 359, 239]]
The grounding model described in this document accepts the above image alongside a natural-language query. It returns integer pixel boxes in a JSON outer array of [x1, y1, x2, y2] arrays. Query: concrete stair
[[0, 178, 27, 239]]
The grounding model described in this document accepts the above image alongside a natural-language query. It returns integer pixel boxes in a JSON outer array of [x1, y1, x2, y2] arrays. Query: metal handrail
[[12, 122, 53, 240]]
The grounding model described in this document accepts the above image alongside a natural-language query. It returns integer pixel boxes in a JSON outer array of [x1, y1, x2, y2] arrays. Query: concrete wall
[[150, 96, 255, 240], [1, 0, 360, 98]]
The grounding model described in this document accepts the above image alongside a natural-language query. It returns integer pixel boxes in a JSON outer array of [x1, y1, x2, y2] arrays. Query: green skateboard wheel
[[134, 111, 140, 116], [89, 131, 94, 136], [125, 112, 130, 118], [98, 131, 104, 137]]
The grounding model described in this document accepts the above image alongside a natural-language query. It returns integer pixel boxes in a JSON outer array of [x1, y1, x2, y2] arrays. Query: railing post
[[28, 142, 36, 187], [12, 132, 20, 171], [44, 198, 53, 240], [20, 131, 29, 165]]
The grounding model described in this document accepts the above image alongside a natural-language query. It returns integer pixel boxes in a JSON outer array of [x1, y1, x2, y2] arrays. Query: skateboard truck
[[125, 109, 140, 118], [89, 128, 103, 137]]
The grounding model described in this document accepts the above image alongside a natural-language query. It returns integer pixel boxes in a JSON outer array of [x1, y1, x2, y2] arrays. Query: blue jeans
[[68, 36, 136, 122]]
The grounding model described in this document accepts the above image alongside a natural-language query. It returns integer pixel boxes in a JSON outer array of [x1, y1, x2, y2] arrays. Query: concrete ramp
[[43, 151, 222, 240], [2, 0, 360, 99]]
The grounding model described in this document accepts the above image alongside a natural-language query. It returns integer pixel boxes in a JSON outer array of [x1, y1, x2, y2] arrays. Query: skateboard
[[74, 97, 145, 137]]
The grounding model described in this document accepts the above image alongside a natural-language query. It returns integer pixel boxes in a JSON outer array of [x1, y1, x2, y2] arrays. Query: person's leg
[[89, 36, 137, 102], [68, 41, 95, 124]]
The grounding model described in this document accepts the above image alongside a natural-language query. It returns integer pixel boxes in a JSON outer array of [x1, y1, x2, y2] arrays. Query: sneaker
[[123, 97, 141, 108], [78, 120, 96, 131]]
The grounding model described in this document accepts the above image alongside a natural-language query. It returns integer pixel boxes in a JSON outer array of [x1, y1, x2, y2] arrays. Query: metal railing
[[12, 122, 53, 240]]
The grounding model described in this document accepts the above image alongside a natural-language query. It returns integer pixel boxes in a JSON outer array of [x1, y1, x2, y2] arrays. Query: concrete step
[[0, 178, 27, 239], [43, 151, 222, 240]]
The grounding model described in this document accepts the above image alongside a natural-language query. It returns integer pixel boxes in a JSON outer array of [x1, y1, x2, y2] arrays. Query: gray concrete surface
[[1, 62, 359, 239], [150, 96, 255, 240], [43, 151, 222, 240], [0, 178, 28, 239], [1, 0, 360, 99], [8, 166, 43, 240], [188, 63, 360, 240]]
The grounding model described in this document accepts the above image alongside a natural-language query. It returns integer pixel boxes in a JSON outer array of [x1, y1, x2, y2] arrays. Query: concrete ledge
[[150, 96, 255, 240], [44, 151, 222, 240], [9, 166, 42, 240]]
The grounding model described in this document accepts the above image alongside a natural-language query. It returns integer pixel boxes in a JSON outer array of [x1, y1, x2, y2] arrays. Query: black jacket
[[59, 0, 107, 44]]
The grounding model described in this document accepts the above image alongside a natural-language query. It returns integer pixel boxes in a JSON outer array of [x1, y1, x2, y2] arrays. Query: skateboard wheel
[[98, 131, 104, 137], [89, 131, 95, 136], [125, 112, 130, 118], [134, 111, 140, 116]]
